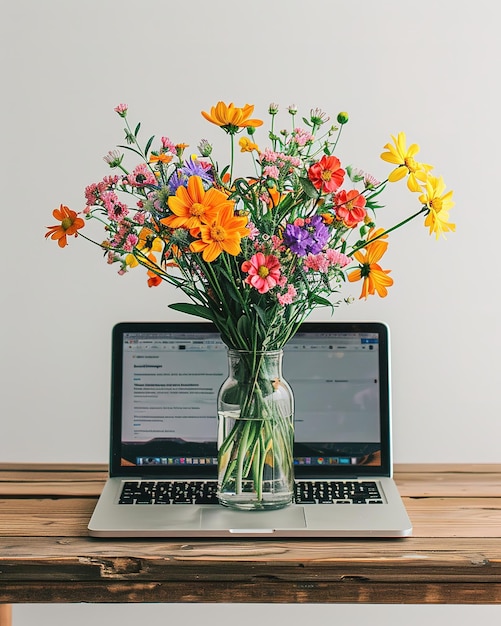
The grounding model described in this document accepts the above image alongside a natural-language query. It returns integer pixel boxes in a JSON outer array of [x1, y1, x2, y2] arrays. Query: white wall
[[2, 0, 500, 623]]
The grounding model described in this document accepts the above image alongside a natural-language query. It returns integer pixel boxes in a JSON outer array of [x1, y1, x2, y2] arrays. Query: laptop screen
[[110, 321, 391, 478]]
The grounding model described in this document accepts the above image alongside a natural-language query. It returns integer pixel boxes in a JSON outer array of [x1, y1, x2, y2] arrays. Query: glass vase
[[217, 349, 294, 510]]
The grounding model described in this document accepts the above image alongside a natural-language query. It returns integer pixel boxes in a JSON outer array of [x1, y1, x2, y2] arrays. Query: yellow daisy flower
[[419, 175, 456, 239], [381, 132, 433, 192], [239, 136, 260, 153]]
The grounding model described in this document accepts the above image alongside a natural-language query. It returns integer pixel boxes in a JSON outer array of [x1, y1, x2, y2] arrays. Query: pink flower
[[263, 165, 280, 180], [260, 148, 278, 163], [246, 222, 260, 240], [353, 168, 381, 189], [102, 175, 120, 187], [134, 211, 146, 225], [85, 181, 105, 206], [114, 103, 128, 117], [102, 192, 129, 222], [304, 253, 330, 273], [124, 233, 139, 252], [161, 136, 176, 153], [277, 284, 297, 305], [326, 248, 351, 268], [242, 252, 281, 294], [286, 155, 301, 168], [291, 128, 314, 146], [271, 235, 285, 251], [127, 163, 157, 188]]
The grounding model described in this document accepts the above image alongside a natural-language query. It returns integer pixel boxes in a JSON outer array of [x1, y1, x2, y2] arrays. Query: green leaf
[[366, 183, 387, 202], [168, 302, 214, 321], [308, 292, 333, 308], [134, 122, 141, 137], [118, 144, 146, 160], [299, 176, 319, 200], [274, 190, 295, 212], [237, 315, 251, 339], [251, 303, 268, 326], [144, 135, 155, 157], [366, 199, 385, 212]]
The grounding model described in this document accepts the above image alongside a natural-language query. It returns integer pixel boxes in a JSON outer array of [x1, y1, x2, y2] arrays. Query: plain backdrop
[[1, 0, 500, 623]]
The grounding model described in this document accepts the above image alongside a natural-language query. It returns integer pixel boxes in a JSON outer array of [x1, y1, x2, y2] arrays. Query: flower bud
[[114, 103, 128, 117], [103, 150, 123, 168], [337, 111, 349, 125], [198, 139, 213, 157], [310, 108, 330, 126]]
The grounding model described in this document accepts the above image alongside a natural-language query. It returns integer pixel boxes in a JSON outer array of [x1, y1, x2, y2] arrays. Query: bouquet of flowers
[[46, 101, 455, 509]]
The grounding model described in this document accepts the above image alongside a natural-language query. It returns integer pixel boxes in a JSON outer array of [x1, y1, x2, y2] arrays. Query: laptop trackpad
[[201, 506, 306, 533]]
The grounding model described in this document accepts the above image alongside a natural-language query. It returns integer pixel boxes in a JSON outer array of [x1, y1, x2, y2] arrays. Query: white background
[[1, 0, 499, 623]]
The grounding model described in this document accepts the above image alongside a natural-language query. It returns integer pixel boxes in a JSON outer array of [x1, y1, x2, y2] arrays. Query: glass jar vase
[[217, 349, 294, 510]]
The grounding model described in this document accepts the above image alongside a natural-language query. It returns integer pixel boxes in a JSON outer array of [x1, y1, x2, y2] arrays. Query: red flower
[[334, 189, 367, 228], [307, 155, 345, 194]]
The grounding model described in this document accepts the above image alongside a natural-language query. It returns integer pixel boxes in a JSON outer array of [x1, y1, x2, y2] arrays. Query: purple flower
[[283, 223, 313, 256], [168, 170, 187, 194], [308, 214, 330, 253], [181, 157, 213, 184], [283, 215, 330, 257]]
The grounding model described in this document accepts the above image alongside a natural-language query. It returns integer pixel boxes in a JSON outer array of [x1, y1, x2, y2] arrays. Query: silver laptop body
[[88, 321, 412, 538]]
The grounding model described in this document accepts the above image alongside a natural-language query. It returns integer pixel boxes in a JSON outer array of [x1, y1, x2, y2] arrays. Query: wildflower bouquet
[[46, 101, 455, 509]]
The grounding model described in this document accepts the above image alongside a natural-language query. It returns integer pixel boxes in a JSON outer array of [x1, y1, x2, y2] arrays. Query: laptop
[[88, 320, 412, 538]]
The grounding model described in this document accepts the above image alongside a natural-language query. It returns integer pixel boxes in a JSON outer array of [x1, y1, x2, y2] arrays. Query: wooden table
[[1, 463, 501, 625]]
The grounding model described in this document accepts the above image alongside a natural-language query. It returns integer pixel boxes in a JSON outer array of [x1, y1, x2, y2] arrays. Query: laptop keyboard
[[119, 480, 219, 505], [295, 480, 383, 504], [118, 480, 384, 505]]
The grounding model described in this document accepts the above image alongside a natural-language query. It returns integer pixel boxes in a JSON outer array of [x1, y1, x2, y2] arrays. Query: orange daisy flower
[[45, 204, 85, 248], [149, 153, 173, 164], [347, 229, 393, 299], [190, 204, 249, 262], [201, 102, 263, 134], [162, 176, 234, 236]]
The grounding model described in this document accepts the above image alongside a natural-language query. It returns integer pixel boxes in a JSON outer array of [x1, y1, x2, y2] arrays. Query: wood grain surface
[[1, 464, 500, 606]]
